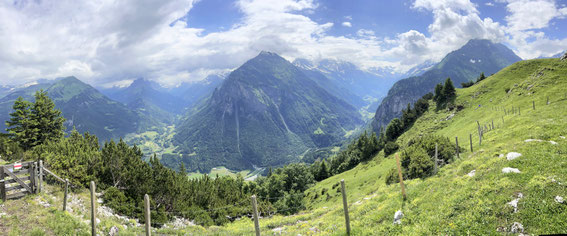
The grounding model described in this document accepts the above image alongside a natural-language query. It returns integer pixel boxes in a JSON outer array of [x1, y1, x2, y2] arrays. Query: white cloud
[[485, 2, 495, 6], [0, 0, 566, 87]]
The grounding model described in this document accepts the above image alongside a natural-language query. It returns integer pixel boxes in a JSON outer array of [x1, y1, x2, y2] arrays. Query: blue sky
[[0, 0, 566, 87]]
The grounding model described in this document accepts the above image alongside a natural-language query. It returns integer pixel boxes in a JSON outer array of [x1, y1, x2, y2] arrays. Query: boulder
[[556, 196, 564, 204], [506, 152, 522, 161], [109, 226, 119, 236], [393, 210, 404, 224], [510, 222, 524, 233], [467, 170, 476, 177], [502, 167, 521, 173]]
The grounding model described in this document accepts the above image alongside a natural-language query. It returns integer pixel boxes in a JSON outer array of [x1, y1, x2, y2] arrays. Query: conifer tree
[[6, 97, 34, 149], [442, 77, 456, 103], [30, 90, 65, 146], [433, 83, 444, 104]]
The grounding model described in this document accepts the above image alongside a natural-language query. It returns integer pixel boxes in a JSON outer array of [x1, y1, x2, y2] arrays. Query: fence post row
[[340, 179, 351, 236]]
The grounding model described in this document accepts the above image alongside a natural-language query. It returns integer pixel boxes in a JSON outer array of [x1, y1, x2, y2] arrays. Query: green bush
[[384, 142, 399, 156], [385, 167, 399, 185], [400, 146, 433, 179]]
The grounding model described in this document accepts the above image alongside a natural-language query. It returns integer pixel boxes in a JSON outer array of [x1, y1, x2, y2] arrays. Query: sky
[[0, 0, 566, 87]]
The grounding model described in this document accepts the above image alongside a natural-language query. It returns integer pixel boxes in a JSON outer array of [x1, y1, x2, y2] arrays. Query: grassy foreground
[[1, 58, 566, 235]]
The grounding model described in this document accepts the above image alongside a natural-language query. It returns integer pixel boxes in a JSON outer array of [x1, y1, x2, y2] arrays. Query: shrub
[[461, 81, 475, 88], [385, 167, 399, 185], [384, 142, 399, 156], [400, 146, 433, 179]]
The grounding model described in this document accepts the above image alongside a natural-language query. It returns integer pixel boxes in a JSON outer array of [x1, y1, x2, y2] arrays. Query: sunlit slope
[[220, 58, 567, 235]]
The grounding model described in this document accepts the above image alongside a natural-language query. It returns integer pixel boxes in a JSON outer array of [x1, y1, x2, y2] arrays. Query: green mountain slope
[[209, 58, 567, 235], [165, 52, 364, 172], [372, 39, 522, 132], [0, 77, 145, 141]]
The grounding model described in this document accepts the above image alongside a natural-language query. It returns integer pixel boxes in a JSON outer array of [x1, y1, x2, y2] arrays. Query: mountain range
[[0, 77, 144, 141], [371, 39, 522, 131], [164, 52, 365, 172]]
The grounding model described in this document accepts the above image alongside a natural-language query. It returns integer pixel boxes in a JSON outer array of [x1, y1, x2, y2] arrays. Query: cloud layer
[[0, 0, 566, 87]]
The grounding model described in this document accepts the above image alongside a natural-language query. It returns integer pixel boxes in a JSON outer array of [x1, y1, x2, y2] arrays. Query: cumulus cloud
[[0, 0, 566, 87]]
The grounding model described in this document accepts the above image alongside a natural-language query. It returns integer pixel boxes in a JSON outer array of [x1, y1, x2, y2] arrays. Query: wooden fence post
[[469, 134, 473, 152], [340, 179, 351, 235], [518, 107, 520, 115], [251, 195, 261, 236], [547, 96, 549, 105], [533, 101, 535, 110], [30, 162, 36, 194], [395, 154, 407, 200], [455, 137, 460, 159], [90, 181, 96, 236], [492, 120, 494, 130], [0, 166, 5, 202], [145, 194, 151, 236], [479, 129, 482, 146], [63, 179, 69, 211], [39, 160, 43, 193], [434, 143, 439, 174]]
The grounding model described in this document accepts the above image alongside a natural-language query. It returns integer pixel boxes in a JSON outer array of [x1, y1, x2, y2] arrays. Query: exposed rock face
[[510, 222, 524, 233], [371, 39, 521, 132], [561, 52, 567, 60]]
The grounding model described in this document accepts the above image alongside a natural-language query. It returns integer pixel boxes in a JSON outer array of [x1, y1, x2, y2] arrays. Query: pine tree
[[30, 90, 65, 147], [442, 77, 456, 103], [6, 97, 34, 149], [433, 83, 444, 104], [476, 72, 486, 82]]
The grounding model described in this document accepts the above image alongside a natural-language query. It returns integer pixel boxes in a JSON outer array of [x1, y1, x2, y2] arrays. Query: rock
[[393, 210, 404, 224], [309, 227, 320, 233], [508, 198, 519, 213], [556, 196, 564, 203], [549, 141, 558, 145], [561, 52, 567, 61], [524, 139, 542, 143], [502, 167, 521, 174], [0, 212, 6, 217], [510, 222, 524, 233], [560, 136, 566, 139], [109, 226, 119, 236], [506, 152, 522, 161], [467, 170, 476, 177], [272, 227, 284, 234], [499, 154, 504, 158]]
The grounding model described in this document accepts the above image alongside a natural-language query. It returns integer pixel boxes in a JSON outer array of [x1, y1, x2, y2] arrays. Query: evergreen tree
[[6, 97, 34, 150], [30, 90, 65, 147], [433, 83, 444, 104], [385, 118, 403, 141], [442, 78, 456, 102], [476, 72, 486, 82]]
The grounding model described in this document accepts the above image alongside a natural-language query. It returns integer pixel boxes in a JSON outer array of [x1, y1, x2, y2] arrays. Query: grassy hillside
[[218, 58, 567, 235], [1, 58, 565, 235]]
